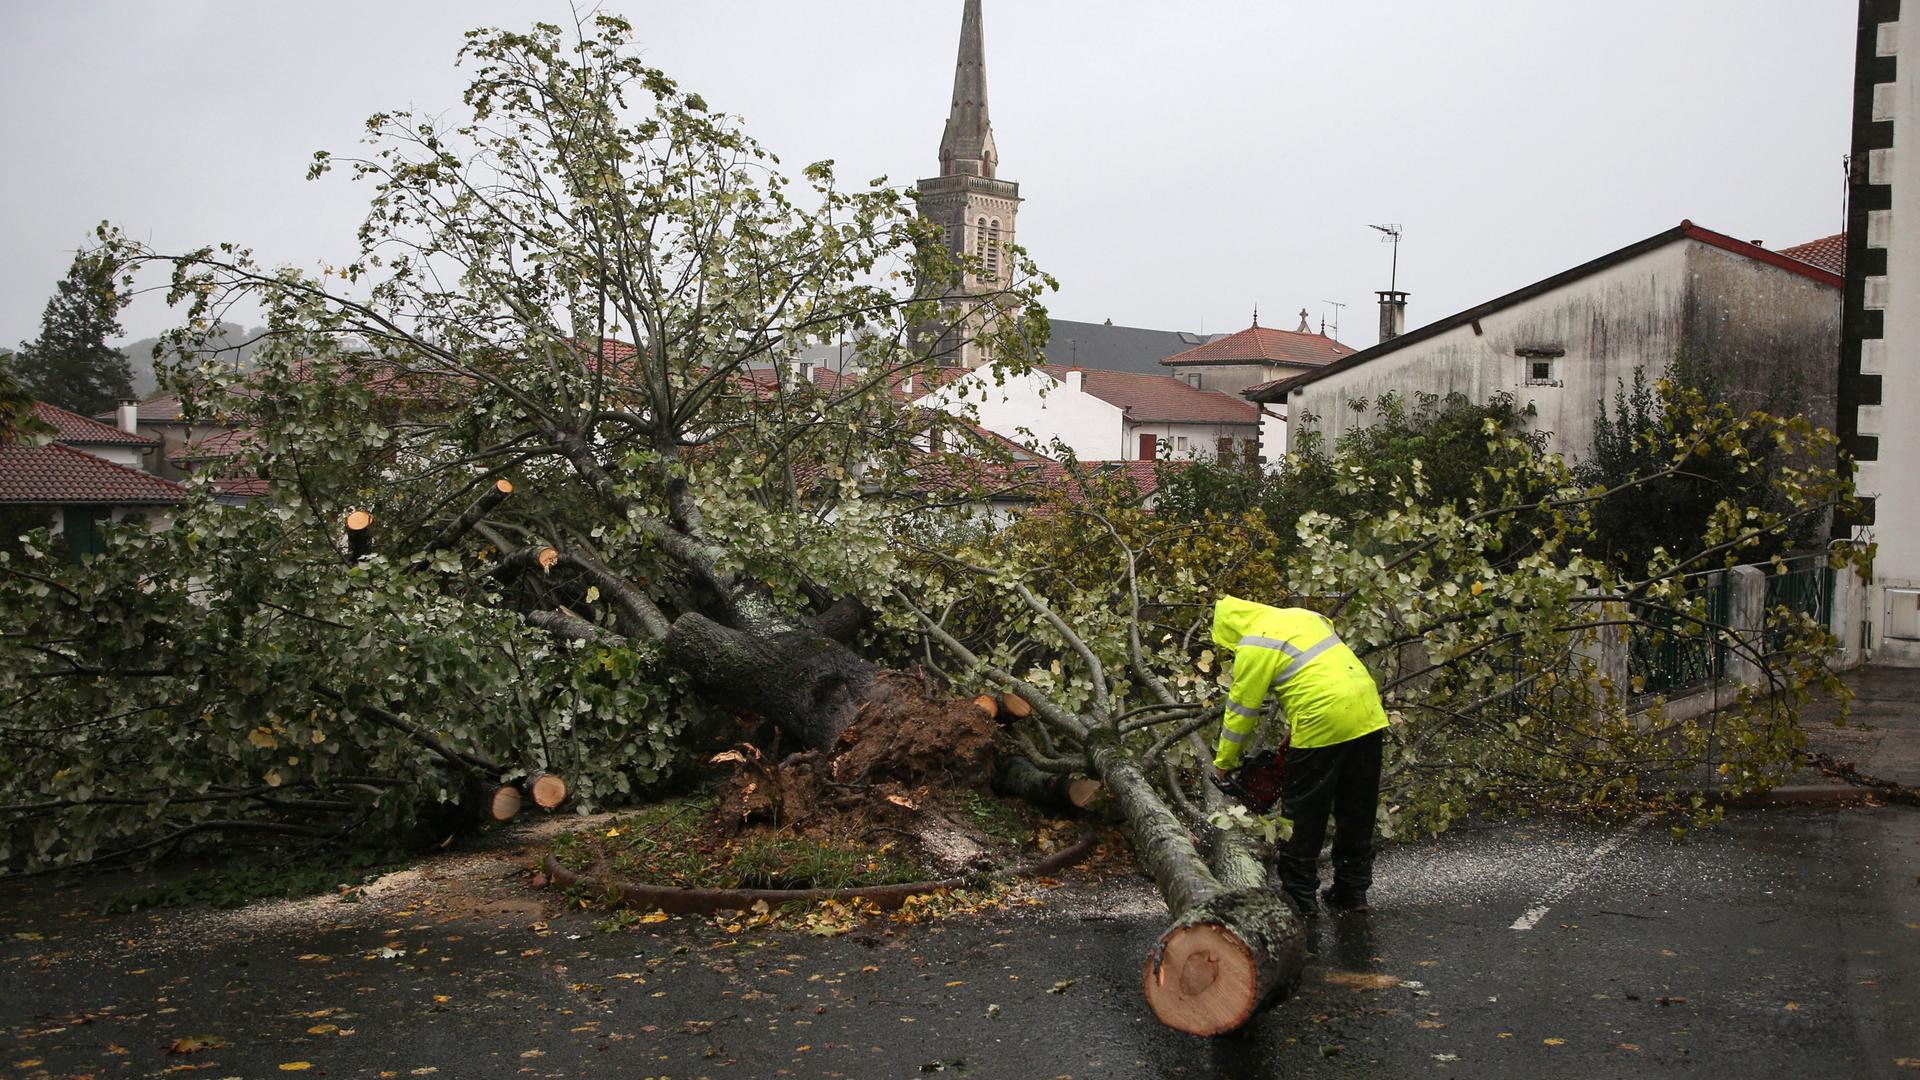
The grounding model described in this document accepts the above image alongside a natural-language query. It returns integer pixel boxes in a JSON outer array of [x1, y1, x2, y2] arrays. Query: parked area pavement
[[5, 671, 1918, 1080]]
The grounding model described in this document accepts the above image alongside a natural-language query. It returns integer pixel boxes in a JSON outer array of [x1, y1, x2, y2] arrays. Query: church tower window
[[987, 219, 1001, 280]]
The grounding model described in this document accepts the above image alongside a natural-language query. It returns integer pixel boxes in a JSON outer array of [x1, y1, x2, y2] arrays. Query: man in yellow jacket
[[1211, 595, 1388, 916]]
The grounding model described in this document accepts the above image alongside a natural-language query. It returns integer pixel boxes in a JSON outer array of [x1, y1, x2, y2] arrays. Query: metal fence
[[1627, 572, 1729, 698], [1761, 554, 1834, 656]]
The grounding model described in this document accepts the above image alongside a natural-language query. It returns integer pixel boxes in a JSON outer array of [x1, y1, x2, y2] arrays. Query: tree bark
[[1083, 730, 1305, 1036], [664, 611, 879, 751], [991, 754, 1101, 811]]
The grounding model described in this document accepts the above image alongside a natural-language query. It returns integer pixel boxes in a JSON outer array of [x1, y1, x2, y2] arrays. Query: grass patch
[[955, 791, 1033, 845], [102, 851, 398, 914], [551, 795, 923, 891]]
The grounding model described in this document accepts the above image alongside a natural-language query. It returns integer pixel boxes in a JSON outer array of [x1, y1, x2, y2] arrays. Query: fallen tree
[[0, 13, 1867, 1039]]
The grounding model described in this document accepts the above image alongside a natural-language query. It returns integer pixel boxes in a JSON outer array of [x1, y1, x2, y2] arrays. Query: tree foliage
[[1, 13, 1049, 871], [0, 12, 1863, 884], [1155, 390, 1548, 564], [1575, 357, 1823, 575], [15, 251, 136, 415], [911, 393, 1861, 840]]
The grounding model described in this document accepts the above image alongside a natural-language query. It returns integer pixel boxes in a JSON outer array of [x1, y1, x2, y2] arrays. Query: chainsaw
[[1211, 746, 1286, 814]]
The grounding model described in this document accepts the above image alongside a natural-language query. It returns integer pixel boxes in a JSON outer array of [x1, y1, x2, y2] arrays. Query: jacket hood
[[1212, 594, 1281, 651]]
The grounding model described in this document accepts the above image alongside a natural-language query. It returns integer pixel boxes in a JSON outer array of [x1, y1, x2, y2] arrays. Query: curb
[[1713, 785, 1879, 809], [541, 829, 1099, 915]]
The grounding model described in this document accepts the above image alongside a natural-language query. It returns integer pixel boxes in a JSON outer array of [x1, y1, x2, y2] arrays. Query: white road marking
[[1509, 813, 1654, 931]]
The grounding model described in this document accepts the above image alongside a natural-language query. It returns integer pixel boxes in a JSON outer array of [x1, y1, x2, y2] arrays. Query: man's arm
[[1213, 645, 1280, 772]]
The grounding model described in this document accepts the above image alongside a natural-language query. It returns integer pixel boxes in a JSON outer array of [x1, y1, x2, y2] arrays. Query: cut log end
[[1143, 891, 1305, 1037], [1000, 692, 1032, 720], [1145, 922, 1260, 1036], [536, 547, 559, 572], [528, 771, 569, 810], [494, 478, 514, 495], [488, 784, 524, 823], [971, 694, 999, 720], [1065, 777, 1104, 809]]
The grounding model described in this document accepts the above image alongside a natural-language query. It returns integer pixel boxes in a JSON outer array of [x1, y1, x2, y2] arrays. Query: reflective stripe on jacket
[[1210, 594, 1388, 770]]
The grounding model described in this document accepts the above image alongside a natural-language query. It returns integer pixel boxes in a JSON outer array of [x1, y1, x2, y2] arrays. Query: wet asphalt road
[[4, 801, 1916, 1080]]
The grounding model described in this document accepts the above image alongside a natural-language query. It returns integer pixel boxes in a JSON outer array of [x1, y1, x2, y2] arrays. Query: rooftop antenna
[[1368, 223, 1403, 292], [1320, 299, 1347, 342]]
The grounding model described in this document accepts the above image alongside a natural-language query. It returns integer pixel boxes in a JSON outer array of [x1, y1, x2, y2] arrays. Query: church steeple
[[917, 1, 1021, 368], [937, 0, 998, 179]]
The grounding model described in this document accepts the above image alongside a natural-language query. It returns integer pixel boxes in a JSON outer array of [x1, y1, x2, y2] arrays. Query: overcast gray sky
[[0, 1, 1854, 351]]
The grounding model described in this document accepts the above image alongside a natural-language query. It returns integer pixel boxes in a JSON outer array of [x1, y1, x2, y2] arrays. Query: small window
[[987, 219, 1001, 281], [1174, 435, 1189, 451], [1526, 359, 1554, 385], [1184, 373, 1202, 388]]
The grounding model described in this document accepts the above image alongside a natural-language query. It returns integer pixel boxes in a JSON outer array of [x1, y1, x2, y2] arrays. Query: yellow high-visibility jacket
[[1211, 595, 1388, 770]]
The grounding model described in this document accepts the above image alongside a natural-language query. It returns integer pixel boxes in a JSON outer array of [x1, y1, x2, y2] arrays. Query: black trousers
[[1274, 729, 1384, 907]]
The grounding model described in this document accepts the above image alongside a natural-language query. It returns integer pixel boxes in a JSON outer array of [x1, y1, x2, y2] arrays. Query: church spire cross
[[1297, 308, 1311, 333], [938, 0, 998, 178]]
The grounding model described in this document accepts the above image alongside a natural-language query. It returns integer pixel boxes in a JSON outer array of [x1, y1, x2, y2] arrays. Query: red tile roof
[[1161, 324, 1353, 367], [1044, 367, 1259, 424], [212, 477, 272, 498], [0, 442, 186, 505], [1780, 233, 1845, 277], [34, 402, 157, 447], [172, 427, 258, 465], [96, 395, 188, 424]]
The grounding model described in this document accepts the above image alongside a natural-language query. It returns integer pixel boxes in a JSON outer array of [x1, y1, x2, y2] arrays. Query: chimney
[[1377, 291, 1409, 343], [116, 401, 139, 435], [1065, 368, 1084, 394]]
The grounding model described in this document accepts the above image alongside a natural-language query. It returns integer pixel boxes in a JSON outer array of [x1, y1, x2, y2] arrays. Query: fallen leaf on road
[[1543, 1037, 1566, 1046], [1415, 1020, 1446, 1029], [1432, 1053, 1459, 1062], [279, 1064, 313, 1072], [1323, 971, 1400, 991], [1046, 979, 1076, 994], [166, 1035, 229, 1055], [1619, 1043, 1643, 1052]]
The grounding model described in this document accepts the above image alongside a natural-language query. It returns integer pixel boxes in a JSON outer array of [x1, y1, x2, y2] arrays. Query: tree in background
[[1156, 390, 1548, 565], [15, 250, 135, 415], [0, 350, 50, 444], [1575, 353, 1823, 577]]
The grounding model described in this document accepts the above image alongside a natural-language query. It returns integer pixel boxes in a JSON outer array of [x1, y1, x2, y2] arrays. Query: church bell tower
[[916, 0, 1021, 368]]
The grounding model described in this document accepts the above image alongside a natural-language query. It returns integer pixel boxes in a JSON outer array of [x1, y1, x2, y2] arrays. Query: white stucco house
[[917, 363, 1262, 463], [1248, 221, 1843, 463]]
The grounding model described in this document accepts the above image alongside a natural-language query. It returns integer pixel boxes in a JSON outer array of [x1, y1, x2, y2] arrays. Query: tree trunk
[[487, 784, 522, 822], [664, 611, 879, 751], [1083, 730, 1306, 1036], [1144, 890, 1304, 1036], [665, 595, 1297, 1037], [991, 754, 1101, 810], [526, 771, 568, 810]]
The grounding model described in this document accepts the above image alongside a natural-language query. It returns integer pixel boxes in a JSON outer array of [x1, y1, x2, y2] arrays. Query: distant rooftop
[[1780, 232, 1845, 277], [1041, 319, 1224, 376]]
